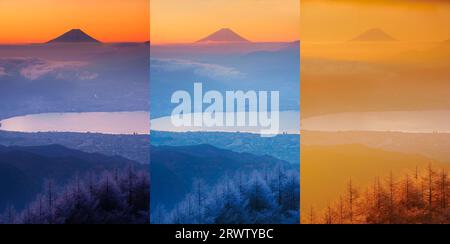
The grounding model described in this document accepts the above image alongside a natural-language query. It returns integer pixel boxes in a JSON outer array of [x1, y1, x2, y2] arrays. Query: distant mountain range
[[0, 144, 141, 210], [197, 28, 250, 43], [151, 130, 300, 165], [47, 29, 100, 43], [0, 142, 291, 211], [350, 28, 397, 42]]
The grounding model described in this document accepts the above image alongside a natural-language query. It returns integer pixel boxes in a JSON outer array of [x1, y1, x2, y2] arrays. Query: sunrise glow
[[0, 0, 149, 44]]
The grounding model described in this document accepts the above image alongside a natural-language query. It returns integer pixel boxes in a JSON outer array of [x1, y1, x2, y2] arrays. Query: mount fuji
[[197, 28, 250, 43], [47, 29, 100, 43]]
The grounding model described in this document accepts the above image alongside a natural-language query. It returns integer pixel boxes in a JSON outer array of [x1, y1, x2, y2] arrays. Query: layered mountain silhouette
[[350, 28, 397, 42], [0, 143, 290, 211], [0, 144, 141, 210], [151, 144, 291, 208], [197, 28, 250, 43], [47, 29, 100, 43]]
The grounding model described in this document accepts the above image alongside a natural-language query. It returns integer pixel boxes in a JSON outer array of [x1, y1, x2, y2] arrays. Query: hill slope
[[151, 144, 292, 208], [0, 144, 141, 210], [300, 144, 448, 212]]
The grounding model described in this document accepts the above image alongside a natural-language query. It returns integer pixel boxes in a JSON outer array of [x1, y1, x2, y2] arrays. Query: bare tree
[[277, 165, 284, 206], [6, 205, 15, 224], [347, 179, 358, 223], [439, 169, 448, 210], [127, 166, 134, 206], [47, 180, 54, 224], [309, 206, 315, 224], [338, 196, 344, 224], [194, 180, 205, 223], [387, 171, 395, 223], [426, 163, 435, 220], [324, 204, 333, 224], [404, 173, 410, 208]]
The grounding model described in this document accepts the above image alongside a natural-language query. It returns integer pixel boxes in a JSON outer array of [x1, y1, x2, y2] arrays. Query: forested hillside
[[0, 168, 149, 224], [153, 167, 300, 224], [307, 165, 449, 224]]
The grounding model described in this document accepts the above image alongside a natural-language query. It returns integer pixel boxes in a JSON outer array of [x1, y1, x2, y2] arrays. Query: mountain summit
[[197, 28, 250, 43], [47, 29, 100, 44], [350, 28, 396, 42]]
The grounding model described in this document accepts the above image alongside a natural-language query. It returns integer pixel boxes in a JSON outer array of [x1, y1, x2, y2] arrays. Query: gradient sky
[[0, 0, 149, 44], [301, 0, 450, 42], [151, 0, 300, 44]]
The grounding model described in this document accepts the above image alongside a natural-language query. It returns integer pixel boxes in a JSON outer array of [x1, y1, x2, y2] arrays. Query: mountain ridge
[[47, 29, 101, 44], [0, 144, 141, 210], [197, 28, 250, 43], [350, 28, 397, 42], [151, 143, 292, 208]]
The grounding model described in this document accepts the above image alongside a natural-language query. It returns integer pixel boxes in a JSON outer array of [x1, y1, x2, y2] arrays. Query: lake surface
[[0, 111, 150, 135], [0, 111, 300, 135], [301, 110, 450, 133], [3, 110, 446, 135]]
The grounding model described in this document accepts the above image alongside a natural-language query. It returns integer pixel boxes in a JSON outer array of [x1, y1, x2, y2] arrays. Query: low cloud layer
[[302, 58, 393, 77], [0, 67, 6, 77], [0, 58, 97, 81], [151, 58, 243, 80], [20, 60, 86, 80]]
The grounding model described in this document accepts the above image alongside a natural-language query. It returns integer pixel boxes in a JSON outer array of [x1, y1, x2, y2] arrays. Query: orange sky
[[0, 0, 149, 44], [301, 0, 450, 42], [150, 0, 300, 44], [3, 1, 450, 44]]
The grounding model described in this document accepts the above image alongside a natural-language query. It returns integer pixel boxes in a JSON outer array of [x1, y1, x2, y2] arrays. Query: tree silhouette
[[156, 166, 300, 224], [0, 168, 150, 224], [313, 165, 449, 224]]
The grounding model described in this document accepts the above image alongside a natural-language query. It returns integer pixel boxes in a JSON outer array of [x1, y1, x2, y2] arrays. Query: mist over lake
[[0, 111, 300, 135], [4, 110, 448, 135], [0, 111, 150, 135], [301, 110, 450, 133]]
